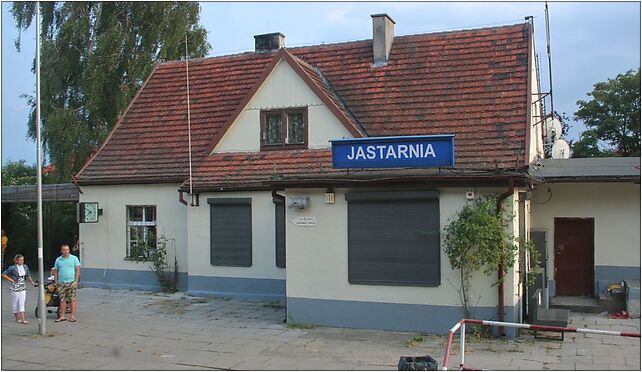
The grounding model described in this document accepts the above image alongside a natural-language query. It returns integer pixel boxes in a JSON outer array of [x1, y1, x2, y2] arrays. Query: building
[[529, 157, 640, 299], [75, 14, 638, 334]]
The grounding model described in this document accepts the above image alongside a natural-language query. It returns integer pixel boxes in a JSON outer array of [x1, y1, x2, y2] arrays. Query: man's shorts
[[57, 282, 77, 302]]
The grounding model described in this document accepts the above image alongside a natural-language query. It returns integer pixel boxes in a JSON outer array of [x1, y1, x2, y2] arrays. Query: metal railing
[[442, 319, 641, 370]]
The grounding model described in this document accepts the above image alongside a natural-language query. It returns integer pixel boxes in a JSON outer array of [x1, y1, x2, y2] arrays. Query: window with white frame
[[126, 206, 157, 259]]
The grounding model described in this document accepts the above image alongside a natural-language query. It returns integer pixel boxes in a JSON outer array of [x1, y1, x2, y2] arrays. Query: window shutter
[[346, 191, 440, 286], [275, 199, 286, 268], [209, 198, 252, 267]]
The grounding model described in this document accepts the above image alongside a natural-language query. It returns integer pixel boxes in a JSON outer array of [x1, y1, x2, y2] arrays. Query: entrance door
[[554, 218, 594, 296]]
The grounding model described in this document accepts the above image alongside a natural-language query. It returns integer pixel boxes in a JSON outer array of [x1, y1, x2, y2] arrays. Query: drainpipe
[[271, 188, 285, 203], [496, 178, 514, 336], [271, 188, 287, 323], [178, 190, 188, 206]]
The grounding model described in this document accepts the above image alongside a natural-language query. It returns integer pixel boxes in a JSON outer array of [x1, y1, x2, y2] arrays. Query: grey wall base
[[83, 268, 187, 292], [187, 275, 285, 302], [83, 269, 285, 301], [548, 266, 640, 298], [287, 297, 517, 336], [547, 280, 556, 298], [595, 266, 641, 295]]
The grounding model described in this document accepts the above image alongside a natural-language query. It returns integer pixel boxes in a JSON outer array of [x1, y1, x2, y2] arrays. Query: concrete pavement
[[1, 281, 640, 370]]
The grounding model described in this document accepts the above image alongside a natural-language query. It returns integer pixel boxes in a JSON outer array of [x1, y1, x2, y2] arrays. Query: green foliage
[[286, 314, 316, 329], [405, 335, 425, 348], [572, 130, 616, 158], [11, 2, 211, 182], [130, 233, 178, 292], [443, 196, 518, 318], [1, 162, 77, 270], [520, 239, 541, 288], [573, 68, 641, 157], [1, 160, 37, 186]]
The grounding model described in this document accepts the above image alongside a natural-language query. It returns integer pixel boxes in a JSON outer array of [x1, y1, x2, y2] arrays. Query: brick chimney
[[254, 32, 285, 53], [371, 14, 395, 66]]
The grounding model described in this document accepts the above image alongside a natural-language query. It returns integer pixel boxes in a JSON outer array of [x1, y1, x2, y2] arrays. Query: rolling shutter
[[346, 191, 440, 286], [209, 198, 252, 267]]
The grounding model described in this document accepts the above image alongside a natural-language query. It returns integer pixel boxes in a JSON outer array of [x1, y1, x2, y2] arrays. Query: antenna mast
[[545, 2, 554, 119]]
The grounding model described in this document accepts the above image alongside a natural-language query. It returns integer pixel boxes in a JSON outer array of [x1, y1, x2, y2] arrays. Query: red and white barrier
[[442, 319, 640, 370]]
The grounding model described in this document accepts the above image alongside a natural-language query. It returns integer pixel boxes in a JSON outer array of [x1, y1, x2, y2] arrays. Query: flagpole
[[36, 1, 47, 335]]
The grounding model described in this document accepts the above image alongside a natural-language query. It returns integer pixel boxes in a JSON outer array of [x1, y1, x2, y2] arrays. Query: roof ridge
[[393, 22, 526, 40], [158, 22, 527, 66]]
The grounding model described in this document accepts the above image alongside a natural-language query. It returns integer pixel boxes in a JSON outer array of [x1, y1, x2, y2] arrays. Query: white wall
[[529, 34, 544, 162], [79, 184, 188, 273], [186, 191, 285, 280], [213, 60, 353, 153], [530, 182, 641, 277], [285, 187, 520, 308]]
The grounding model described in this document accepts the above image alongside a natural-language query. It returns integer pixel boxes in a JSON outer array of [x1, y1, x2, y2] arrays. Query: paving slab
[[3, 281, 640, 370]]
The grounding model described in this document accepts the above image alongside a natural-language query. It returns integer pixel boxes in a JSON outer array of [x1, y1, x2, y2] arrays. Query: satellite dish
[[551, 139, 571, 159], [544, 117, 562, 142]]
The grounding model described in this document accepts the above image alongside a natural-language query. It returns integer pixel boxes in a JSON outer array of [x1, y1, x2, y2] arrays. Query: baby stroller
[[34, 278, 69, 319]]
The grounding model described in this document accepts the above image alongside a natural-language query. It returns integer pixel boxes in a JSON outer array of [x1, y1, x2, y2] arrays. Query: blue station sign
[[331, 135, 455, 168]]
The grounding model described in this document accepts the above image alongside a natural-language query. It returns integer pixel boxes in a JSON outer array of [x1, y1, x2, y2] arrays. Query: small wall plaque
[[290, 216, 317, 227]]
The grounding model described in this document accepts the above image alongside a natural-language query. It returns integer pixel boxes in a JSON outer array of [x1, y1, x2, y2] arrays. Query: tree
[[2, 161, 38, 269], [443, 196, 518, 319], [1, 160, 37, 186], [573, 69, 641, 157], [1, 161, 78, 270], [11, 2, 211, 182]]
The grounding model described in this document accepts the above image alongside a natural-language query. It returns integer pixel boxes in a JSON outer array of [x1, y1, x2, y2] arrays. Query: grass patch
[[287, 321, 315, 329], [405, 335, 426, 348], [286, 314, 315, 329]]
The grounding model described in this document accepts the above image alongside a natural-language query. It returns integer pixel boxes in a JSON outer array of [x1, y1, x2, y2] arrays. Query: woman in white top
[[2, 254, 36, 324]]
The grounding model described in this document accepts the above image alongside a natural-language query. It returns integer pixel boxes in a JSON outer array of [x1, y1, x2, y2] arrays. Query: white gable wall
[[213, 60, 354, 153]]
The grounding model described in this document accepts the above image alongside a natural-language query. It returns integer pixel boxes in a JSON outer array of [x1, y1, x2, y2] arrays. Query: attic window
[[260, 108, 308, 150]]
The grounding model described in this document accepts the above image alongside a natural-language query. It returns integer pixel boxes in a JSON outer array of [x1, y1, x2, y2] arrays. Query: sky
[[1, 1, 640, 165]]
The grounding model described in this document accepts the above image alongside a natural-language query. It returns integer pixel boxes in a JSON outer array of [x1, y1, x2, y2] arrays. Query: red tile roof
[[76, 23, 531, 189]]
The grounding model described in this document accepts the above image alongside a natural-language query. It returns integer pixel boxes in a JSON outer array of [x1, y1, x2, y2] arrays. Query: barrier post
[[460, 322, 465, 368]]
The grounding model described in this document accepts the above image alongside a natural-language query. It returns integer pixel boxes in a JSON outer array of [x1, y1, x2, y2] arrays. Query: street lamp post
[[35, 1, 47, 335]]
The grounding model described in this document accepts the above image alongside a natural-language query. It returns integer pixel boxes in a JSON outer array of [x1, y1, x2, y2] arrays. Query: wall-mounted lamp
[[324, 189, 335, 204], [465, 188, 475, 200]]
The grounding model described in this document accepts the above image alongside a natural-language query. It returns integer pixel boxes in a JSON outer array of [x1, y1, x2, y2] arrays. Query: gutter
[[496, 178, 515, 336], [71, 174, 83, 195]]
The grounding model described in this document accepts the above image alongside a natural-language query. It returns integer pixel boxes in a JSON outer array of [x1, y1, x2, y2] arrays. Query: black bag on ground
[[398, 356, 438, 371]]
